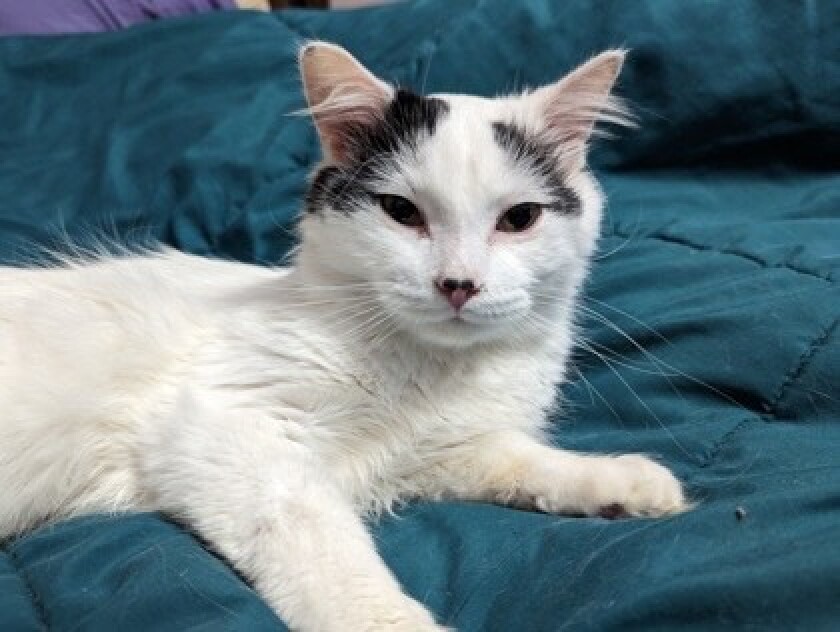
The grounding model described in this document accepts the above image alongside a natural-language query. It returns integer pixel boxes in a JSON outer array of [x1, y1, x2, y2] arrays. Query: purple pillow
[[0, 0, 236, 36]]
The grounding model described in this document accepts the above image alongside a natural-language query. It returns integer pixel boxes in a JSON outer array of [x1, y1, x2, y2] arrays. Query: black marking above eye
[[358, 91, 450, 160], [496, 203, 543, 233], [305, 91, 450, 216], [379, 194, 426, 229], [491, 121, 581, 216]]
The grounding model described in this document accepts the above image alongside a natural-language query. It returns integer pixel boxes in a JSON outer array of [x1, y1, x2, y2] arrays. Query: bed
[[1, 1, 838, 629]]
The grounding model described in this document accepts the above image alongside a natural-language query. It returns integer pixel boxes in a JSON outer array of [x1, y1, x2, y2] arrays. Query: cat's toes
[[370, 597, 451, 632], [595, 454, 687, 518], [532, 454, 687, 519]]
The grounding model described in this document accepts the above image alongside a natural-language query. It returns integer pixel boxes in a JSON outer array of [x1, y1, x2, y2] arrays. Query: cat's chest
[[307, 344, 562, 506], [327, 342, 562, 444], [217, 325, 566, 507]]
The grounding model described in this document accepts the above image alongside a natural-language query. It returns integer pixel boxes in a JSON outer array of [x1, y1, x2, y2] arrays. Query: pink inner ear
[[300, 43, 393, 163], [532, 50, 631, 156], [541, 90, 630, 148], [309, 85, 389, 162]]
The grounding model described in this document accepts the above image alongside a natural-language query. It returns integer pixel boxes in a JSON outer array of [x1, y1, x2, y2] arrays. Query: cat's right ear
[[299, 42, 394, 163]]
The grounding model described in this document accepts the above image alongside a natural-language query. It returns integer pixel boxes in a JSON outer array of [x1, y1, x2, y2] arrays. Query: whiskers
[[274, 280, 404, 349], [527, 289, 756, 459]]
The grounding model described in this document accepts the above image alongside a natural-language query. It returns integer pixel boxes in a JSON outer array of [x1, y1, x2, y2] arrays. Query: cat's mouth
[[380, 289, 532, 345], [438, 304, 529, 330]]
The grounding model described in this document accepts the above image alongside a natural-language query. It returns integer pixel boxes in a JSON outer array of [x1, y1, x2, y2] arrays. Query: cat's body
[[0, 43, 686, 631], [0, 248, 563, 526]]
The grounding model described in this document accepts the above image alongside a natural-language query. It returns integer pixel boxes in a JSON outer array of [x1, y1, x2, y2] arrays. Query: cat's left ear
[[299, 42, 394, 163], [528, 50, 631, 162]]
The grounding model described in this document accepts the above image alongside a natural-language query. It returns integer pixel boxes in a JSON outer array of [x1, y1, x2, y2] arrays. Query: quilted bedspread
[[1, 1, 838, 629]]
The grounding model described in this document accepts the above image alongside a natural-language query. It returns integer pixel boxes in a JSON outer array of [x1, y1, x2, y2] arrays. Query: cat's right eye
[[379, 194, 426, 230], [496, 202, 543, 233]]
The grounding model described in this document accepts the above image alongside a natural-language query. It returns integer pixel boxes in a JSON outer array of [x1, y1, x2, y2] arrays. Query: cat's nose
[[436, 278, 479, 311]]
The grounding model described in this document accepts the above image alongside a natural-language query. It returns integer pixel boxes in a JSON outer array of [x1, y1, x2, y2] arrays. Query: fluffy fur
[[0, 43, 686, 631]]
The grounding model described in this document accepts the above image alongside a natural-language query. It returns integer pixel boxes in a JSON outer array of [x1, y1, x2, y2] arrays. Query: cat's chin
[[402, 316, 519, 350]]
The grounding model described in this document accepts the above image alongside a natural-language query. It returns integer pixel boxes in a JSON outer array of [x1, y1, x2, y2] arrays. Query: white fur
[[0, 44, 684, 631]]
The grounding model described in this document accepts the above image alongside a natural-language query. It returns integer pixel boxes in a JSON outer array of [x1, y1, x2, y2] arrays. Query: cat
[[0, 42, 687, 631]]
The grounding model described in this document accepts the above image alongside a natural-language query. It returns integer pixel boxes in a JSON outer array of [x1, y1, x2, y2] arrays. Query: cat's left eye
[[496, 203, 543, 233]]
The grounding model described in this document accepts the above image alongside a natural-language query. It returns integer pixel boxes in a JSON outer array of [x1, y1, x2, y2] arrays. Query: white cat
[[0, 43, 686, 631]]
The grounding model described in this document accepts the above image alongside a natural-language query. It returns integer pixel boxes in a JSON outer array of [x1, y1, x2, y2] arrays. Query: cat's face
[[298, 43, 627, 349]]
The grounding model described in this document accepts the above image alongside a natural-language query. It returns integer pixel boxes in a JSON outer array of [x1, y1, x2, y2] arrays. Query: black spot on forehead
[[492, 121, 581, 216], [306, 90, 449, 215], [353, 90, 450, 162]]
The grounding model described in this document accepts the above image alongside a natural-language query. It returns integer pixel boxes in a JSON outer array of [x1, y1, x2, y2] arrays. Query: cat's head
[[296, 42, 629, 349]]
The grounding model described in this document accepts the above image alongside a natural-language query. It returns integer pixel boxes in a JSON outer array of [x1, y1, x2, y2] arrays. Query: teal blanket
[[1, 1, 839, 629]]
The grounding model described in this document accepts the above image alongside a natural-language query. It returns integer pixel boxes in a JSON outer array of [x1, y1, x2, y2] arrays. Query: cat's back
[[0, 250, 281, 534], [0, 248, 281, 376], [0, 249, 295, 416], [2, 251, 210, 385]]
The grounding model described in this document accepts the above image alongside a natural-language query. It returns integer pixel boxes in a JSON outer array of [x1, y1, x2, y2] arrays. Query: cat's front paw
[[387, 602, 452, 632], [534, 454, 687, 519], [356, 595, 452, 632], [590, 454, 687, 518]]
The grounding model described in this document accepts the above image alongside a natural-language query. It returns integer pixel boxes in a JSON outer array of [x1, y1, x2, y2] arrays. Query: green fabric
[[1, 1, 839, 630]]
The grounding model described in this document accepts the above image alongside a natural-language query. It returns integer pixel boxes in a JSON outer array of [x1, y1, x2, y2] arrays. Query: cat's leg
[[143, 394, 446, 632], [420, 431, 686, 518]]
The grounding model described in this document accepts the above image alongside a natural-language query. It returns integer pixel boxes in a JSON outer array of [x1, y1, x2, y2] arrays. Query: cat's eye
[[379, 194, 425, 229], [496, 203, 543, 233]]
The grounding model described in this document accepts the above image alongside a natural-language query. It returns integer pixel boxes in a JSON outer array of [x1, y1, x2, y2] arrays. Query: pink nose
[[436, 278, 479, 311]]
